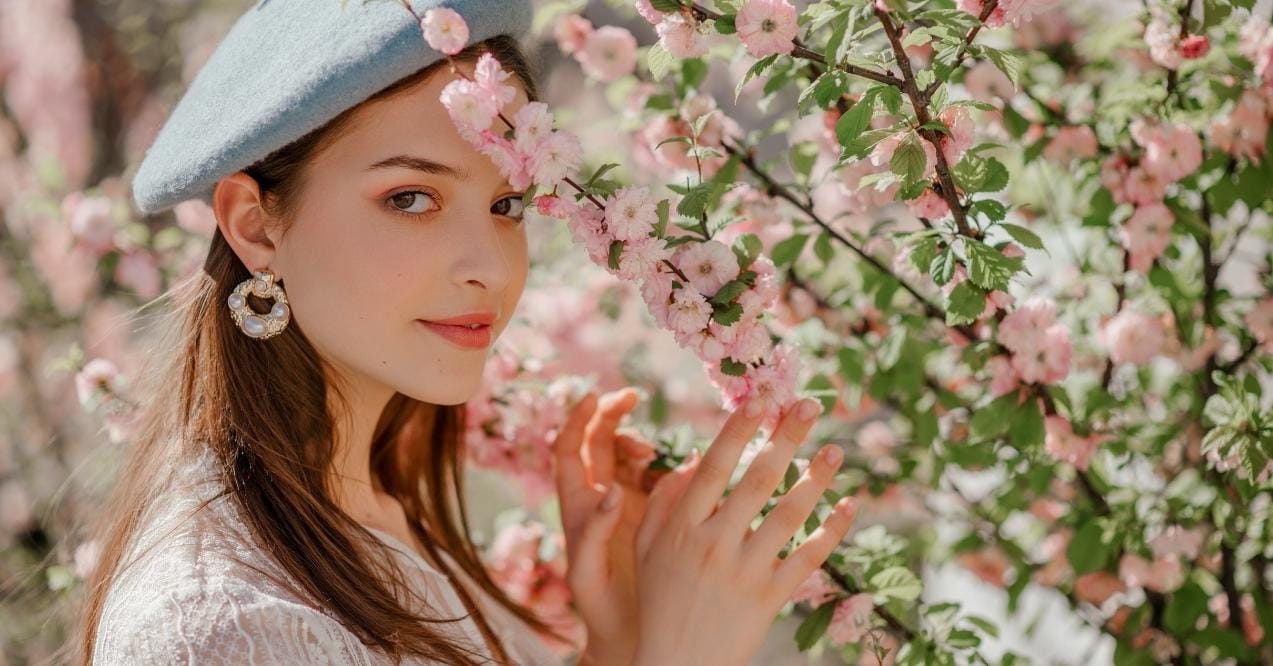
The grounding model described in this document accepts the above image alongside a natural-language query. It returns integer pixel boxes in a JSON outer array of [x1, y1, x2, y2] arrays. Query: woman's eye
[[492, 195, 526, 221], [387, 190, 438, 216]]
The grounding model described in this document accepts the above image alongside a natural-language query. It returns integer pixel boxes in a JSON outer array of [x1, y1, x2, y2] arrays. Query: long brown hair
[[77, 35, 558, 664]]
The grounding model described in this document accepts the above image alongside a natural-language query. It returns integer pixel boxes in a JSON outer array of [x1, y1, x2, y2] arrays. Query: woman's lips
[[417, 320, 492, 349]]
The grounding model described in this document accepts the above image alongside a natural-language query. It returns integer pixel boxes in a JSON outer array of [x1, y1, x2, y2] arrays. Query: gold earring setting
[[228, 270, 290, 340]]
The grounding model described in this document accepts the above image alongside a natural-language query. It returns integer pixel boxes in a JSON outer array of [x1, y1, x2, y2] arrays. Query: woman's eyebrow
[[365, 154, 471, 180]]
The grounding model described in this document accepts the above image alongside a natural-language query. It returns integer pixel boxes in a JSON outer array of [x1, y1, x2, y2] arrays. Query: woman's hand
[[553, 387, 657, 665], [630, 395, 858, 666]]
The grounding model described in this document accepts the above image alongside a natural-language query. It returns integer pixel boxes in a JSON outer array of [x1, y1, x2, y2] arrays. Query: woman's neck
[[328, 372, 400, 531]]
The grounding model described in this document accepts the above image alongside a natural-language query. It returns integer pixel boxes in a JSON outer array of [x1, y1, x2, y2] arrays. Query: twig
[[921, 0, 1001, 99]]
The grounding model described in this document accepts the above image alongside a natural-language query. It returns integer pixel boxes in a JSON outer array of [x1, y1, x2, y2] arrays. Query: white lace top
[[92, 447, 563, 665]]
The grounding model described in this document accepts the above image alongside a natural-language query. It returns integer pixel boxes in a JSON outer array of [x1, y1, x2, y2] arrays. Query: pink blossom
[[635, 0, 667, 25], [75, 357, 120, 406], [827, 594, 875, 645], [1247, 298, 1273, 350], [736, 0, 798, 58], [1043, 126, 1099, 164], [938, 106, 975, 165], [552, 14, 593, 56], [1209, 90, 1268, 163], [1144, 15, 1181, 69], [674, 240, 740, 297], [657, 14, 709, 59], [959, 547, 1011, 587], [473, 52, 517, 108], [1180, 35, 1209, 59], [1099, 309, 1167, 366], [439, 79, 499, 138], [578, 26, 638, 82], [790, 569, 838, 607], [1119, 203, 1174, 273], [725, 320, 771, 365], [1135, 121, 1203, 183], [616, 236, 672, 281], [747, 343, 803, 423], [1044, 415, 1101, 471], [1119, 553, 1184, 593], [679, 320, 739, 362], [1149, 526, 1203, 561], [736, 256, 780, 321], [485, 522, 583, 654], [527, 131, 583, 190], [1075, 571, 1126, 606], [667, 286, 712, 335], [858, 421, 896, 458], [174, 200, 217, 237], [475, 131, 532, 190], [420, 7, 469, 56], [963, 60, 1015, 102], [1123, 166, 1167, 205], [640, 269, 675, 328], [986, 355, 1020, 396], [906, 188, 950, 219], [998, 297, 1058, 354], [115, 251, 162, 299], [566, 206, 613, 266], [512, 102, 553, 154], [604, 186, 659, 241], [64, 193, 116, 254], [956, 0, 1007, 28], [1100, 154, 1132, 204], [1238, 16, 1273, 86], [1010, 323, 1072, 384]]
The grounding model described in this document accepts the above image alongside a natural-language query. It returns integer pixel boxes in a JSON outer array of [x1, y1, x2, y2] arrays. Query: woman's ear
[[212, 172, 279, 273]]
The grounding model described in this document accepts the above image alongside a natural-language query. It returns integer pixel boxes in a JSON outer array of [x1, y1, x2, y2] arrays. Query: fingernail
[[601, 485, 622, 510], [822, 445, 843, 468], [798, 399, 820, 421], [744, 397, 763, 418], [836, 497, 857, 516]]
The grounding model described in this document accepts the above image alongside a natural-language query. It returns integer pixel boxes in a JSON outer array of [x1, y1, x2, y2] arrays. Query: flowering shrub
[[1, 0, 1271, 663]]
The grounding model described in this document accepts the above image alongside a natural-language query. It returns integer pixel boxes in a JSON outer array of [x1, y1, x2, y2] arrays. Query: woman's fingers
[[635, 451, 700, 556], [565, 484, 626, 608], [614, 430, 657, 488], [675, 396, 770, 525], [772, 496, 859, 595], [583, 388, 640, 486], [554, 391, 600, 519], [709, 399, 823, 536], [744, 444, 843, 558]]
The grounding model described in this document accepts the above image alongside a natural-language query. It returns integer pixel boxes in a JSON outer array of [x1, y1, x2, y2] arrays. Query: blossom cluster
[[425, 8, 804, 422]]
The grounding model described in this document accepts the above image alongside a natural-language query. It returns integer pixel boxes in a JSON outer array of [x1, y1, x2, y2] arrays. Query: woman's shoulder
[[92, 449, 375, 665]]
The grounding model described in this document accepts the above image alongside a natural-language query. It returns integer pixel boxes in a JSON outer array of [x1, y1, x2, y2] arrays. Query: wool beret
[[131, 0, 534, 216]]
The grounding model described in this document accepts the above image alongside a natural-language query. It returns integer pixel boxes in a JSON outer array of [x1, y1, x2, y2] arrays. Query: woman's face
[[270, 65, 531, 405]]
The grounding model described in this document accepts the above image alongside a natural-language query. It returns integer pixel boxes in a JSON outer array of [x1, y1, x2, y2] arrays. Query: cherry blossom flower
[[604, 186, 659, 241], [1246, 297, 1273, 351], [736, 0, 798, 58], [674, 240, 740, 297], [1042, 125, 1099, 164], [420, 7, 469, 56], [75, 357, 120, 406], [790, 569, 838, 607], [1099, 309, 1167, 366], [827, 593, 875, 645], [578, 25, 638, 82], [657, 14, 709, 59], [667, 286, 713, 335], [1119, 203, 1174, 273], [1134, 121, 1203, 183], [552, 14, 592, 56], [1044, 415, 1102, 471]]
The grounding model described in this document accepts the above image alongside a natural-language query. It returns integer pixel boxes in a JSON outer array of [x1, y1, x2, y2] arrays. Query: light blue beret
[[131, 0, 534, 216]]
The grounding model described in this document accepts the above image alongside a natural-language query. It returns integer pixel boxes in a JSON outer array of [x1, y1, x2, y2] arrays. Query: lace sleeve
[[93, 576, 375, 666]]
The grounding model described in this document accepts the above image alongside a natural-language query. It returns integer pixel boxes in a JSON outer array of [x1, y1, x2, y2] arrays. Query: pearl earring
[[227, 269, 291, 340]]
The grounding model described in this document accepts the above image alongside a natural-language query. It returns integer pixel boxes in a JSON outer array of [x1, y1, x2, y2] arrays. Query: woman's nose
[[450, 215, 513, 293]]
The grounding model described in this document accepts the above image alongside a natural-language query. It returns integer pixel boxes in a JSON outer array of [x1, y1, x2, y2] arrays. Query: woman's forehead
[[322, 69, 530, 182]]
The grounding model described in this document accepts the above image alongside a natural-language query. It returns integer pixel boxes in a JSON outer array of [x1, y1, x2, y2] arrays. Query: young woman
[[77, 1, 858, 664]]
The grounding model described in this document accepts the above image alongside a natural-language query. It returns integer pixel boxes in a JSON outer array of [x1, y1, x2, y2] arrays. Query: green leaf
[[946, 281, 987, 326], [677, 182, 714, 219], [835, 93, 876, 147], [647, 42, 676, 82], [1001, 223, 1043, 250], [732, 232, 762, 269], [890, 133, 927, 184], [653, 199, 670, 237], [981, 159, 1010, 192], [930, 248, 957, 286], [607, 240, 624, 271], [714, 14, 737, 34], [772, 233, 809, 266], [870, 566, 922, 603], [1008, 398, 1045, 448], [1067, 522, 1110, 574], [969, 198, 1007, 223], [965, 240, 1022, 291], [970, 392, 1015, 440], [736, 54, 779, 102], [651, 0, 681, 12], [794, 602, 836, 651], [720, 357, 747, 377], [981, 46, 1020, 88], [838, 346, 865, 383], [814, 232, 834, 264], [712, 279, 749, 305], [712, 301, 744, 325]]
